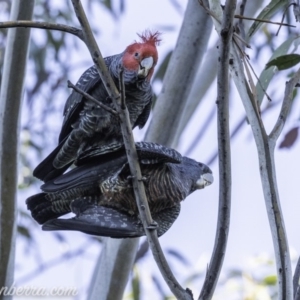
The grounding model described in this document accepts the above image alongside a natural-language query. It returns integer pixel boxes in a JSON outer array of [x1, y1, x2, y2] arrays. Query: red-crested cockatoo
[[34, 31, 161, 182]]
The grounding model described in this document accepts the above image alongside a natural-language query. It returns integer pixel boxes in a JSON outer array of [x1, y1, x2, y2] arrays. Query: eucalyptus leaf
[[256, 36, 300, 105], [279, 126, 299, 149], [247, 0, 289, 39], [265, 54, 300, 70], [17, 225, 32, 240]]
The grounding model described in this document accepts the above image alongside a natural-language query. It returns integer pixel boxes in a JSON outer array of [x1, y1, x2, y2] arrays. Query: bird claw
[[126, 175, 147, 182], [147, 221, 158, 230], [139, 176, 148, 182], [126, 175, 135, 181]]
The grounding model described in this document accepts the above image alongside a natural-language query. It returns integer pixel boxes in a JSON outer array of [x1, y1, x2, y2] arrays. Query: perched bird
[[33, 31, 161, 182], [27, 143, 213, 238]]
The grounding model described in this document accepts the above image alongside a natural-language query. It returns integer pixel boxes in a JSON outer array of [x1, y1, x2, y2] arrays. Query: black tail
[[33, 137, 72, 182], [26, 193, 67, 224]]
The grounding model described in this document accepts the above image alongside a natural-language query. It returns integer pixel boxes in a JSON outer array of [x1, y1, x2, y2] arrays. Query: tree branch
[[17, 240, 93, 285], [67, 80, 118, 116], [0, 20, 84, 40], [87, 238, 139, 300], [234, 15, 295, 27], [145, 0, 212, 147], [0, 0, 35, 295], [70, 1, 193, 299], [293, 256, 300, 298], [198, 0, 235, 299], [230, 35, 294, 300], [205, 0, 296, 299], [269, 69, 300, 143]]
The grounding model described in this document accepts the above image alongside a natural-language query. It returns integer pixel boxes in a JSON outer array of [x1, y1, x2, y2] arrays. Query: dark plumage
[[27, 143, 213, 238], [33, 31, 161, 182]]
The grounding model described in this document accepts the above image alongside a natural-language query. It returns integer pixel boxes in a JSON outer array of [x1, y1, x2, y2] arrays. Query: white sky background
[[8, 0, 300, 299]]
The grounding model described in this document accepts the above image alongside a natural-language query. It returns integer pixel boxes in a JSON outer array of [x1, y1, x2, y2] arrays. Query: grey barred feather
[[34, 51, 153, 182], [42, 203, 180, 238], [27, 142, 213, 238]]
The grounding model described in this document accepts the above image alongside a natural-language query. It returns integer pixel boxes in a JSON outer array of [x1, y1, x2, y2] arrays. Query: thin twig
[[233, 33, 251, 48], [239, 0, 247, 18], [269, 68, 300, 142], [0, 20, 84, 40], [234, 14, 296, 28], [70, 1, 193, 299], [205, 102, 279, 165], [198, 0, 221, 25], [198, 0, 235, 299], [67, 80, 118, 115], [118, 69, 126, 110], [244, 56, 272, 102], [185, 104, 216, 156], [198, 2, 295, 28], [16, 241, 93, 285], [276, 3, 295, 36]]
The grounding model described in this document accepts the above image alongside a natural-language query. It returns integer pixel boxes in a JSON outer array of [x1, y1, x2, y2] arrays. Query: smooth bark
[[0, 0, 35, 297]]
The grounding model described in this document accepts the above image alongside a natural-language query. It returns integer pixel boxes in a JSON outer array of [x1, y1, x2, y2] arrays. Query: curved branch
[[293, 256, 300, 298], [70, 1, 193, 299], [269, 69, 300, 143], [17, 241, 92, 285], [207, 1, 294, 298], [0, 20, 84, 40], [230, 43, 293, 300], [198, 0, 235, 299]]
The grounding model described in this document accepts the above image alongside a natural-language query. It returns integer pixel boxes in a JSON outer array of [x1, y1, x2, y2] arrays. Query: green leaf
[[265, 54, 300, 70], [247, 0, 289, 39], [256, 35, 300, 105], [131, 268, 140, 300], [262, 274, 277, 286], [17, 225, 32, 240]]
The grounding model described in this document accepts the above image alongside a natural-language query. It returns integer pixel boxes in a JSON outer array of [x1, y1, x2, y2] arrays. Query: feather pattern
[[27, 143, 213, 238], [33, 31, 160, 182]]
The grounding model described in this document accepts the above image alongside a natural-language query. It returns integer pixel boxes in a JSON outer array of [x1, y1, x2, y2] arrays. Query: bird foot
[[147, 221, 158, 230], [126, 175, 147, 182], [139, 176, 148, 182]]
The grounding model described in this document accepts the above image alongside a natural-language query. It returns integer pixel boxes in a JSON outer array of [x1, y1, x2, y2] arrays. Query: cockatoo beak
[[138, 57, 154, 77], [196, 173, 214, 189]]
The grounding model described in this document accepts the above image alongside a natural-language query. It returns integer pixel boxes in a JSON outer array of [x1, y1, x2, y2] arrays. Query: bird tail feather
[[26, 193, 66, 224]]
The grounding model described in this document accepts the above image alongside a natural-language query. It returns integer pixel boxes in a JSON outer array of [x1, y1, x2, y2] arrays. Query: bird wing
[[39, 142, 181, 191], [33, 57, 115, 182], [58, 59, 113, 142], [42, 205, 145, 238], [134, 98, 152, 129], [42, 202, 181, 238], [33, 136, 73, 182], [136, 142, 182, 164], [41, 154, 127, 193]]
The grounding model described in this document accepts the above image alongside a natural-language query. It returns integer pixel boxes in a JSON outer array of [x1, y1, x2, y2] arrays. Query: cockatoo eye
[[134, 52, 139, 58]]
